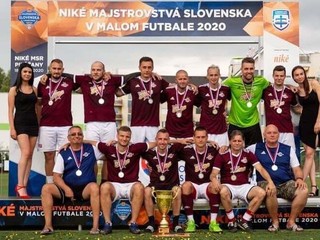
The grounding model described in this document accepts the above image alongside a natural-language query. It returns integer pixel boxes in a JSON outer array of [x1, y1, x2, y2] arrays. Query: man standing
[[142, 129, 184, 233], [180, 126, 222, 233], [263, 65, 299, 149], [196, 65, 230, 146], [75, 61, 125, 181], [117, 57, 169, 143], [247, 124, 308, 232], [161, 70, 197, 139], [211, 130, 276, 232], [91, 126, 156, 235], [37, 59, 75, 183], [223, 57, 270, 146], [40, 126, 101, 235]]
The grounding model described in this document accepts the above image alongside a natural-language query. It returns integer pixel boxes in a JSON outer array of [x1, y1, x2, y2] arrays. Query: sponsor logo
[[114, 199, 131, 221], [18, 9, 41, 29], [272, 10, 290, 31]]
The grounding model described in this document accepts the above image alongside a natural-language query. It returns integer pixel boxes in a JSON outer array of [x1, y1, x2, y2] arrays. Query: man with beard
[[37, 59, 76, 183], [223, 57, 270, 146]]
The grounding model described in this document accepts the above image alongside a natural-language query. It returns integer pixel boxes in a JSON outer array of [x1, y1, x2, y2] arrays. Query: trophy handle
[[172, 186, 180, 200], [151, 186, 156, 200]]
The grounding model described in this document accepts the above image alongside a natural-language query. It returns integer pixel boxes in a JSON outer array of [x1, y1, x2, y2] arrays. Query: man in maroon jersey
[[86, 126, 156, 235], [263, 65, 299, 150], [142, 128, 185, 233], [196, 65, 231, 147], [116, 56, 169, 143], [161, 70, 197, 139], [211, 130, 276, 232], [75, 61, 126, 181], [37, 59, 76, 183], [179, 126, 222, 233]]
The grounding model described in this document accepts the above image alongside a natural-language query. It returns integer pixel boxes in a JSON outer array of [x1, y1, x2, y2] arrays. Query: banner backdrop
[[10, 1, 299, 196]]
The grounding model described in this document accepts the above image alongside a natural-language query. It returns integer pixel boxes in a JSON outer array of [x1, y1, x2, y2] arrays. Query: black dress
[[14, 89, 39, 136], [298, 90, 320, 149]]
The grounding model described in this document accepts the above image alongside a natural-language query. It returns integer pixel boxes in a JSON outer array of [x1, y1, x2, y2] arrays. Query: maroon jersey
[[195, 84, 230, 134], [97, 142, 148, 183], [76, 75, 124, 123], [179, 144, 218, 185], [120, 77, 169, 126], [162, 86, 196, 138], [142, 143, 184, 189], [263, 86, 297, 133], [213, 149, 258, 185], [37, 77, 75, 126]]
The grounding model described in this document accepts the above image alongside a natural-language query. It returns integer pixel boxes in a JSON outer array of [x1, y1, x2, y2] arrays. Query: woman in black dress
[[292, 65, 320, 196], [8, 63, 39, 198]]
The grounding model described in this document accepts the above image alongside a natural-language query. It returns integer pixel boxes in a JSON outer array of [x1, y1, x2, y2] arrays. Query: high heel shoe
[[309, 185, 319, 197], [15, 185, 31, 199]]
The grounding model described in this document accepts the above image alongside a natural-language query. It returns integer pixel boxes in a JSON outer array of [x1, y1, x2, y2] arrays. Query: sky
[[1, 0, 319, 76]]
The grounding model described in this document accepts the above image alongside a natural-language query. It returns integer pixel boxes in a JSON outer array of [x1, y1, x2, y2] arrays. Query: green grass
[[0, 229, 319, 240]]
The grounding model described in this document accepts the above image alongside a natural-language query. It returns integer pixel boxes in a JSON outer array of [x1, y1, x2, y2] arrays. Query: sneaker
[[101, 222, 112, 234], [228, 221, 237, 233], [185, 219, 196, 233], [267, 224, 279, 232], [129, 222, 141, 234], [286, 223, 303, 232], [209, 220, 223, 233], [174, 225, 184, 233], [237, 219, 253, 232], [145, 225, 155, 233]]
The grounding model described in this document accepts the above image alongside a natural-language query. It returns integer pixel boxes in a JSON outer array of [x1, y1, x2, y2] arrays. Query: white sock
[[46, 176, 53, 183], [187, 215, 194, 221], [211, 213, 217, 222]]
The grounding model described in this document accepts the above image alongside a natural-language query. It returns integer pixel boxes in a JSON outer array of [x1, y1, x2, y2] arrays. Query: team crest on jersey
[[194, 163, 210, 173], [83, 152, 90, 157], [67, 156, 73, 161], [61, 82, 69, 88], [240, 157, 248, 163], [277, 152, 284, 157], [272, 9, 290, 31]]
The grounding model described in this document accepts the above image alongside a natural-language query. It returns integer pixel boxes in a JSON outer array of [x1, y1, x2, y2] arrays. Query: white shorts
[[279, 132, 295, 151], [38, 126, 70, 152], [130, 126, 158, 143], [111, 182, 138, 202], [86, 122, 116, 142], [223, 183, 255, 204], [191, 182, 210, 201], [208, 132, 229, 147]]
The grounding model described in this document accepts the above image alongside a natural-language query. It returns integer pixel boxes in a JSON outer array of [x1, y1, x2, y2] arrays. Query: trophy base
[[154, 232, 190, 238]]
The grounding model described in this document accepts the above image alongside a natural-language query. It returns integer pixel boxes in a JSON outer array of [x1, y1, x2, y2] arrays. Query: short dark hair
[[194, 126, 208, 136], [117, 125, 131, 134], [241, 57, 255, 65], [157, 128, 169, 135], [139, 56, 153, 66], [50, 58, 63, 66], [229, 130, 244, 141], [273, 65, 286, 75]]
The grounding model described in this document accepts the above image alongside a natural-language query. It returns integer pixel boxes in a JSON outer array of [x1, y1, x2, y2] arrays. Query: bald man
[[247, 124, 308, 232]]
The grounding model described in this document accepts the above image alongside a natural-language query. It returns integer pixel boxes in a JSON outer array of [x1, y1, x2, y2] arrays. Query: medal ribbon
[[92, 80, 105, 99], [70, 145, 84, 169], [194, 145, 208, 173], [208, 83, 220, 110], [229, 150, 242, 174], [139, 77, 152, 99], [156, 147, 169, 174], [242, 80, 253, 102], [175, 85, 188, 112], [273, 85, 285, 108], [49, 77, 63, 101], [116, 146, 129, 172], [265, 143, 279, 165]]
